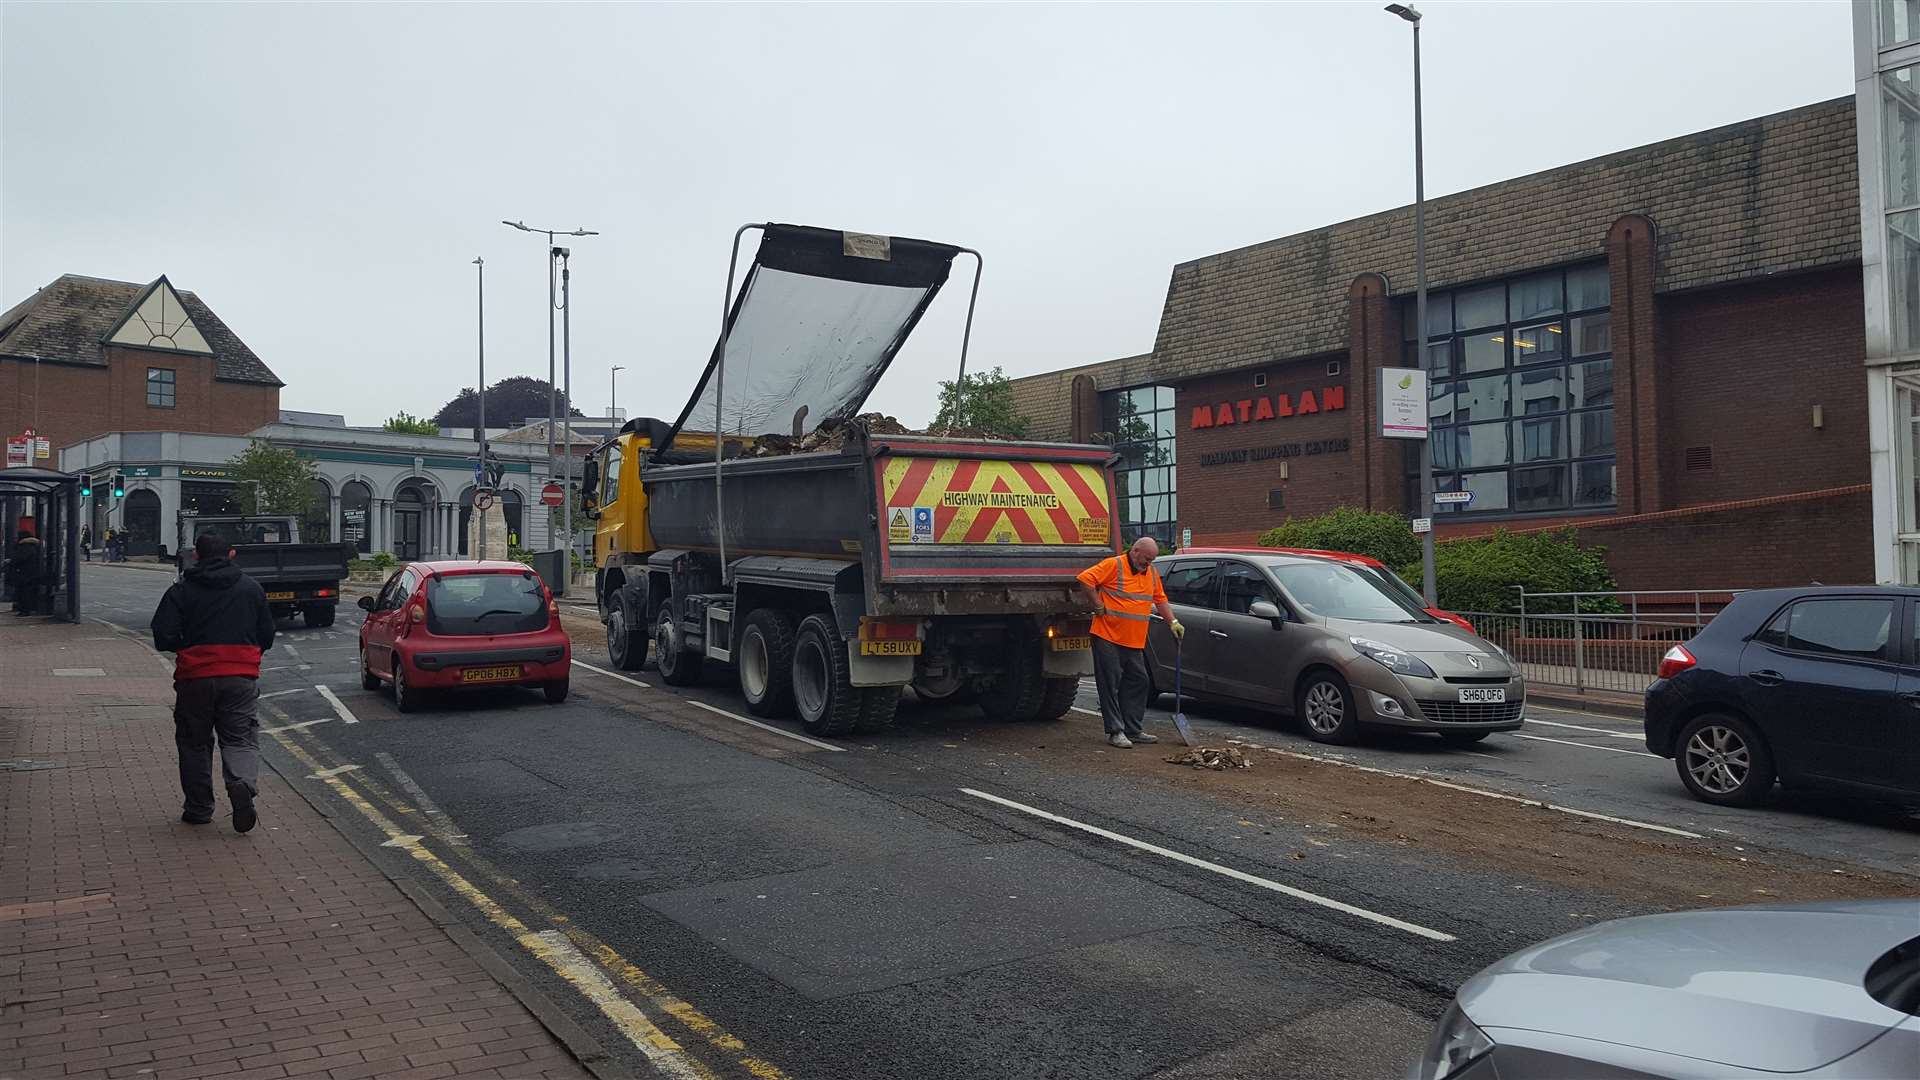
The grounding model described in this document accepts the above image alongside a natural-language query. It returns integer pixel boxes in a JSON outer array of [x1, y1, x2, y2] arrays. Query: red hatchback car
[[357, 561, 572, 712]]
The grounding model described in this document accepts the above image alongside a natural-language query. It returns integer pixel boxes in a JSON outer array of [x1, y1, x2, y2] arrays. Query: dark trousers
[[1091, 634, 1149, 737], [174, 677, 261, 817]]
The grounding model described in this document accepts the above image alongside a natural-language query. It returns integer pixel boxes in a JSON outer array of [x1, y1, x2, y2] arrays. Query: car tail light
[[316, 588, 334, 598], [1657, 644, 1696, 680]]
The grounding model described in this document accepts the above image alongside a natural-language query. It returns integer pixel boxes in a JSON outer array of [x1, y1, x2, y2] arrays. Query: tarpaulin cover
[[659, 225, 963, 455]]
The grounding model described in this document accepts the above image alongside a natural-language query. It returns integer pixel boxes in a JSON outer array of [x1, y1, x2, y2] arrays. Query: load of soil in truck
[[743, 412, 1014, 457]]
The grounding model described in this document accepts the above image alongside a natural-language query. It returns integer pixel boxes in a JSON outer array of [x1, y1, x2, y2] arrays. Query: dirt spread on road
[[951, 717, 1917, 910]]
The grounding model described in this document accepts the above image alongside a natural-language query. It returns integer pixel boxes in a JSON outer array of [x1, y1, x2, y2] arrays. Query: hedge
[[1255, 508, 1420, 568]]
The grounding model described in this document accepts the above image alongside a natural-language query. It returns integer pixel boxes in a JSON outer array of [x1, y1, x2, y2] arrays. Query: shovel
[[1170, 634, 1196, 747]]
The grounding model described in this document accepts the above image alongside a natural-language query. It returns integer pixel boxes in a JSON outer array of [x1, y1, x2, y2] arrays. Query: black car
[[1645, 586, 1920, 806]]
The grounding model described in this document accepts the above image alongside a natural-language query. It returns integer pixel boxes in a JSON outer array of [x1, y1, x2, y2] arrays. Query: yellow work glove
[[1170, 620, 1186, 640]]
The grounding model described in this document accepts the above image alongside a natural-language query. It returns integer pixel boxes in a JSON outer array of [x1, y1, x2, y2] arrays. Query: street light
[[610, 365, 625, 419], [1385, 2, 1437, 606], [501, 220, 599, 551], [473, 255, 487, 561]]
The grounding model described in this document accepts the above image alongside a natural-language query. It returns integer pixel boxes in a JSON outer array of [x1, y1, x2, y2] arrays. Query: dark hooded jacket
[[151, 556, 275, 680], [5, 535, 43, 585]]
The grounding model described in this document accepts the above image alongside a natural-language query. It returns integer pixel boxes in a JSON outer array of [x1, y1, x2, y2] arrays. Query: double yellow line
[[264, 711, 785, 1080]]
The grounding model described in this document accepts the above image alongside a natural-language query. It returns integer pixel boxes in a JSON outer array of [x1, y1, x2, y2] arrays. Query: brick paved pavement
[[0, 619, 594, 1080]]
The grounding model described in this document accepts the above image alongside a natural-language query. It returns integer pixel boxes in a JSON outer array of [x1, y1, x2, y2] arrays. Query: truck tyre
[[305, 603, 336, 628], [978, 645, 1046, 722], [1032, 676, 1079, 722], [655, 604, 704, 687], [607, 588, 648, 671], [738, 609, 797, 717], [854, 687, 901, 733], [792, 614, 859, 737]]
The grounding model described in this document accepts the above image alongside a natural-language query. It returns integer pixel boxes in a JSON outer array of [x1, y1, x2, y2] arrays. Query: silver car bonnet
[[1456, 901, 1920, 1072], [1325, 618, 1514, 678]]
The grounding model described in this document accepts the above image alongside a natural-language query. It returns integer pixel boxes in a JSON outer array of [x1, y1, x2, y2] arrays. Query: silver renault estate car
[[1146, 549, 1524, 745]]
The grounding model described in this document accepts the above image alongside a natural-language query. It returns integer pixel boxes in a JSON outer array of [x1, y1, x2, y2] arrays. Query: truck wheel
[[738, 609, 797, 717], [792, 614, 859, 737], [978, 646, 1045, 722], [607, 589, 648, 671], [655, 604, 704, 687], [854, 687, 901, 733], [1031, 677, 1079, 722], [305, 603, 336, 628]]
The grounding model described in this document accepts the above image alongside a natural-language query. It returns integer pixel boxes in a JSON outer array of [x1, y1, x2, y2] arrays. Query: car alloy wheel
[[1684, 723, 1752, 796], [1303, 681, 1345, 735]]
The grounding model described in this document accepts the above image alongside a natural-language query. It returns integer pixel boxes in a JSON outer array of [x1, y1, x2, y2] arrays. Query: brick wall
[[1569, 488, 1873, 591], [0, 348, 280, 451], [1659, 268, 1869, 507], [1175, 358, 1355, 542]]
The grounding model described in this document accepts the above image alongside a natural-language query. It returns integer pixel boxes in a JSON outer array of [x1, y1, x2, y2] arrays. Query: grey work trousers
[[174, 677, 260, 818], [1091, 634, 1149, 737]]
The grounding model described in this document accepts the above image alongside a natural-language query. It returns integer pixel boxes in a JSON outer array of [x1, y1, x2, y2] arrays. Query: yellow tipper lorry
[[581, 224, 1121, 739]]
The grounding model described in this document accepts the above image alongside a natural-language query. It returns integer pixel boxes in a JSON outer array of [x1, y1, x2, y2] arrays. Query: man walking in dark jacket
[[152, 533, 276, 831]]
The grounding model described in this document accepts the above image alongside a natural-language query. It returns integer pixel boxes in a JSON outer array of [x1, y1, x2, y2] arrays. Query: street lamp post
[[473, 256, 486, 561], [610, 365, 624, 420], [1386, 2, 1437, 606], [502, 220, 598, 550]]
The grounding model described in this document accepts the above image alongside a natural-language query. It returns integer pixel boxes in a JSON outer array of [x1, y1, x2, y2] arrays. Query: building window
[[1404, 263, 1614, 516], [1100, 385, 1177, 547], [146, 367, 176, 408]]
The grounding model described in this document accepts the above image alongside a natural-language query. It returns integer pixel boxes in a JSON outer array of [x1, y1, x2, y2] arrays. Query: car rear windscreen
[[427, 572, 548, 637]]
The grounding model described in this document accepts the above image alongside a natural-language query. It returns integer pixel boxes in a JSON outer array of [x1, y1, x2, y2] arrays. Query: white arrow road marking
[[380, 834, 425, 848], [315, 684, 359, 724], [308, 764, 362, 779]]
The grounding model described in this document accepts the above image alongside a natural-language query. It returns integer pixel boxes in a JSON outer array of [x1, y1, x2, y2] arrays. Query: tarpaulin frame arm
[[943, 249, 984, 436], [715, 222, 768, 579]]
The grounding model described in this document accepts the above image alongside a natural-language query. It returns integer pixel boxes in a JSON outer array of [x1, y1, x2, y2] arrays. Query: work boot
[[229, 784, 257, 834], [1107, 733, 1133, 749], [1130, 732, 1159, 744]]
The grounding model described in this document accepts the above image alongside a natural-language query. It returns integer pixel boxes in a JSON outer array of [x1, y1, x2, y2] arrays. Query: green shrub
[[1257, 507, 1419, 568], [1402, 528, 1619, 615], [369, 551, 397, 572]]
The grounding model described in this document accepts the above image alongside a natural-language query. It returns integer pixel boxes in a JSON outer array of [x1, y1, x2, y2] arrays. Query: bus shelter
[[1, 467, 84, 622]]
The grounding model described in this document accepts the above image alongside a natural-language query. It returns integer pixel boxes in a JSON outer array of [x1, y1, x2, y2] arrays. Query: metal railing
[[1458, 588, 1738, 696]]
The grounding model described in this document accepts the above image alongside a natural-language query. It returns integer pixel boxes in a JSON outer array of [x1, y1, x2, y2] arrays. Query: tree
[[433, 376, 584, 429], [382, 411, 439, 436], [228, 442, 319, 518], [932, 366, 1029, 438]]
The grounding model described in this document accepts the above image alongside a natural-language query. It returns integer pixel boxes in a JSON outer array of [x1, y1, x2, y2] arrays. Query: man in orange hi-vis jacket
[[1077, 536, 1183, 748]]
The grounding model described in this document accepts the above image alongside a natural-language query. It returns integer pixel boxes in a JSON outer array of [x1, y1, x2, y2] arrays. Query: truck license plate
[[265, 591, 295, 601], [859, 640, 921, 656], [1050, 635, 1091, 652], [461, 665, 523, 683], [1457, 687, 1506, 704]]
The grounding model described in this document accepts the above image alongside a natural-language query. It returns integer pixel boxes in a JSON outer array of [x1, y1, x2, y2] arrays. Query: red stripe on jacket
[[175, 643, 264, 681]]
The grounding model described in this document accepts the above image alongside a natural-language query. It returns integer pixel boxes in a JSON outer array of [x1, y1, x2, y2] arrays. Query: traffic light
[[79, 474, 93, 497], [111, 473, 126, 498]]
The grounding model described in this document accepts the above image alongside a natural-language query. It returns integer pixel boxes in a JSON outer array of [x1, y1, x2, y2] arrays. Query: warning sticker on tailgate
[[880, 456, 1113, 546]]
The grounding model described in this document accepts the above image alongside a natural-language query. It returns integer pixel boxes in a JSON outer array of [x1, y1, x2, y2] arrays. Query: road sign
[[540, 482, 564, 507], [1181, 527, 1192, 548], [1379, 368, 1429, 439], [5, 436, 27, 468], [1411, 517, 1433, 534], [473, 490, 496, 511], [33, 436, 49, 461], [1433, 491, 1474, 506]]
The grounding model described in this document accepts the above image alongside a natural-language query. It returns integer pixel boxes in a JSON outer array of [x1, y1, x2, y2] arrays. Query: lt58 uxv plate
[[1050, 635, 1091, 652], [1458, 687, 1506, 704], [859, 640, 921, 656]]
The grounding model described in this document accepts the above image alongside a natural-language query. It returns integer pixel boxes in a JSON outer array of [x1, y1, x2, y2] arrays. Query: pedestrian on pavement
[[151, 532, 276, 832], [7, 530, 46, 616], [80, 524, 92, 562], [1076, 536, 1182, 748]]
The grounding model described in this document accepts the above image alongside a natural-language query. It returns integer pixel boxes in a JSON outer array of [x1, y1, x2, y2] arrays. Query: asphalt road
[[80, 563, 1920, 1080]]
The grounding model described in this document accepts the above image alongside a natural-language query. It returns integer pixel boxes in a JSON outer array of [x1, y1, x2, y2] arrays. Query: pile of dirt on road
[[1166, 747, 1252, 770], [744, 412, 1010, 457]]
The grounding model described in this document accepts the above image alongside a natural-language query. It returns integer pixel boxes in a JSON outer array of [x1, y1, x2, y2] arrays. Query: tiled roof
[[0, 274, 281, 385], [1151, 97, 1861, 382]]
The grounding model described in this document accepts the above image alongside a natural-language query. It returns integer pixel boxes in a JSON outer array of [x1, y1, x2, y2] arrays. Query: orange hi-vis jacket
[[1078, 554, 1167, 650]]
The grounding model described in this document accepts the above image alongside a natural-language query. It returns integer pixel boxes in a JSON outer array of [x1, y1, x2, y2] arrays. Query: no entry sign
[[541, 482, 564, 507]]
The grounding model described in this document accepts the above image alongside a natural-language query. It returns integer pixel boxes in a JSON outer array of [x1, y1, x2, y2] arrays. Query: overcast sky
[[1, 2, 1852, 429]]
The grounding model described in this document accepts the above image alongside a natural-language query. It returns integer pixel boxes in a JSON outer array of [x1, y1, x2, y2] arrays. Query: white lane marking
[[1071, 706, 1101, 717], [572, 659, 650, 689], [1511, 732, 1657, 758], [1258, 747, 1702, 839], [260, 688, 312, 700], [315, 684, 360, 725], [281, 643, 301, 660], [962, 788, 1456, 942], [685, 699, 847, 753], [308, 763, 362, 779], [375, 751, 468, 846], [1525, 718, 1644, 740], [261, 718, 332, 735]]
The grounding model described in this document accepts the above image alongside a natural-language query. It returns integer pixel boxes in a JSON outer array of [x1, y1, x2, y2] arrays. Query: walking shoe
[[181, 811, 212, 825], [228, 784, 257, 834], [1130, 732, 1159, 744], [1107, 733, 1133, 749]]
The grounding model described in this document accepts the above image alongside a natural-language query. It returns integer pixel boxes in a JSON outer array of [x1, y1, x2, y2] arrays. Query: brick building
[[0, 274, 283, 455], [1009, 97, 1873, 591]]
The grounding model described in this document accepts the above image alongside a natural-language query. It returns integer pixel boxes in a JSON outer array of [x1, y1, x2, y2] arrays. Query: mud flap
[[847, 644, 913, 688], [1042, 646, 1093, 678]]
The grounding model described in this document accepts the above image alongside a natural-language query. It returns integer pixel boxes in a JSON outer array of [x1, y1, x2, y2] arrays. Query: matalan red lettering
[[1191, 406, 1213, 429], [1275, 394, 1294, 417], [1299, 390, 1319, 415], [1323, 385, 1346, 411], [1236, 399, 1253, 423], [1215, 403, 1235, 425], [1253, 397, 1275, 421]]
